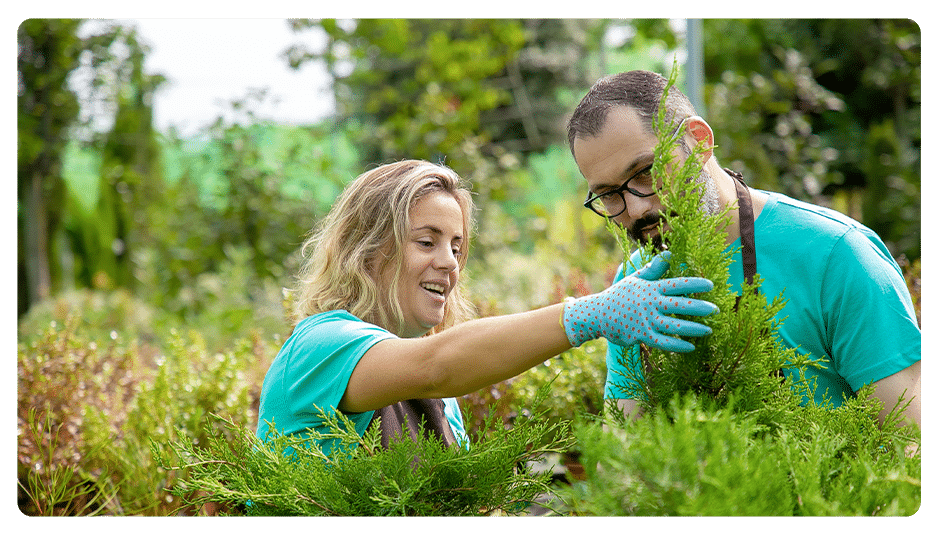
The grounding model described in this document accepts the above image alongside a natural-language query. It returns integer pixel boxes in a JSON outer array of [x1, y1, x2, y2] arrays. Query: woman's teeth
[[421, 283, 445, 295]]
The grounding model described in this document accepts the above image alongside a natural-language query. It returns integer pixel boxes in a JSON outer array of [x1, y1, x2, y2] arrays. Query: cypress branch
[[156, 383, 574, 516]]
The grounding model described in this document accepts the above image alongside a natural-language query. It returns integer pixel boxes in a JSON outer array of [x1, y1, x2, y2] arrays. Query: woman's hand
[[562, 251, 717, 352]]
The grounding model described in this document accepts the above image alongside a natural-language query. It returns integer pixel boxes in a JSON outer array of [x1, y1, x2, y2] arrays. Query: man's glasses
[[582, 116, 693, 219], [583, 165, 656, 218]]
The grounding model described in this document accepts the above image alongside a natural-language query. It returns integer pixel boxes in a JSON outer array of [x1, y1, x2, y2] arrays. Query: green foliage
[[563, 63, 920, 517], [17, 288, 158, 347], [509, 341, 607, 423], [563, 391, 919, 516], [124, 117, 346, 338], [18, 315, 143, 515], [703, 19, 920, 259], [566, 395, 795, 515], [81, 328, 261, 515], [312, 19, 525, 163], [17, 302, 276, 515], [18, 408, 119, 516], [301, 19, 600, 160], [158, 388, 574, 516], [18, 19, 88, 314]]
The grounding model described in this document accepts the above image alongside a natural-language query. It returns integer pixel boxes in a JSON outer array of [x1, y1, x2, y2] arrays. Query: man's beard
[[695, 169, 723, 216], [629, 169, 721, 250], [629, 210, 670, 249]]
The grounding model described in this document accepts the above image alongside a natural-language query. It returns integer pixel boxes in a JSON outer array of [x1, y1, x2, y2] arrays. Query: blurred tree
[[18, 19, 87, 315], [700, 19, 920, 259], [283, 18, 616, 279], [284, 19, 604, 196], [17, 20, 164, 315], [136, 94, 339, 330], [89, 26, 166, 291]]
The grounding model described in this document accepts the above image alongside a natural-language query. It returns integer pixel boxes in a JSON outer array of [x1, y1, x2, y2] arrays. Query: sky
[[67, 17, 650, 137], [87, 18, 336, 136]]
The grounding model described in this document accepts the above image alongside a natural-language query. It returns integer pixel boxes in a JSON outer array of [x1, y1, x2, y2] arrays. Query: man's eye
[[600, 192, 622, 203], [634, 167, 654, 183]]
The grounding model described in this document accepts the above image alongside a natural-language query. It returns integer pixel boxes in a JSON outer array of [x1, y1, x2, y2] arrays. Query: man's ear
[[685, 116, 714, 164]]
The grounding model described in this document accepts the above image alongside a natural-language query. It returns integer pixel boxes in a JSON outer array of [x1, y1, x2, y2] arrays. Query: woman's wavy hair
[[293, 160, 477, 336]]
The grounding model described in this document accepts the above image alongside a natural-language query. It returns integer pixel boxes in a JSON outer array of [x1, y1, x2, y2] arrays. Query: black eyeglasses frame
[[582, 165, 658, 219]]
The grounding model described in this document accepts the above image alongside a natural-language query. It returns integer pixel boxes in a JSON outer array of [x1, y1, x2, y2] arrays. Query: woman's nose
[[434, 247, 459, 271]]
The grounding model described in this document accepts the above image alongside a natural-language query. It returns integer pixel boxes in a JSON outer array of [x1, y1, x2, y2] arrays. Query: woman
[[256, 160, 717, 452]]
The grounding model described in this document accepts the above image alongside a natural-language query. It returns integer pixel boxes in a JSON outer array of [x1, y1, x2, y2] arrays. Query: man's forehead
[[577, 107, 652, 151], [601, 104, 650, 135], [574, 106, 656, 184]]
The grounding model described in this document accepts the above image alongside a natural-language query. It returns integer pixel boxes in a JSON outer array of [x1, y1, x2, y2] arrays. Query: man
[[567, 70, 920, 428]]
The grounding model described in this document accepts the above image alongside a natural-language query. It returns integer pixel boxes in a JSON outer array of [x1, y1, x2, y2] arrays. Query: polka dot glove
[[562, 251, 717, 352]]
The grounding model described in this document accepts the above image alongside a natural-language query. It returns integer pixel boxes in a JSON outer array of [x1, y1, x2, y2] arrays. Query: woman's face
[[396, 191, 465, 337]]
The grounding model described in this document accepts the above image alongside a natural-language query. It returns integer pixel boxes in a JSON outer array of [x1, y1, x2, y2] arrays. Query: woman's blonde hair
[[293, 160, 477, 336]]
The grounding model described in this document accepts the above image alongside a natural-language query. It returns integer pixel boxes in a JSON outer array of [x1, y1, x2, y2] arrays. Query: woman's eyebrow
[[412, 225, 463, 241]]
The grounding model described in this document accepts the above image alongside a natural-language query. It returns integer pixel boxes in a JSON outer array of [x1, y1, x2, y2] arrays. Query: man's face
[[574, 105, 716, 248]]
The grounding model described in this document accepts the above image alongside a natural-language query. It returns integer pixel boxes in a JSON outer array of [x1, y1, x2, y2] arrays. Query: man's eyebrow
[[590, 153, 655, 194]]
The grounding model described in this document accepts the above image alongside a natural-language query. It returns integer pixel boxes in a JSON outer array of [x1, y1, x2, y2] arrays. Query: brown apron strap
[[726, 169, 781, 378], [368, 398, 457, 450], [728, 168, 757, 288]]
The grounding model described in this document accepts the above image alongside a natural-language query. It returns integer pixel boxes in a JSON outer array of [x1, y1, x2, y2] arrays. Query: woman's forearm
[[341, 304, 571, 413]]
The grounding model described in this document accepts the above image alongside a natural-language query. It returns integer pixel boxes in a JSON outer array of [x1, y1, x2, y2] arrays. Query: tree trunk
[[23, 170, 51, 311]]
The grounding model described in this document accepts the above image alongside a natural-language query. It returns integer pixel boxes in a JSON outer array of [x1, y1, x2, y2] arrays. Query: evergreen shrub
[[560, 62, 920, 516], [158, 386, 574, 516]]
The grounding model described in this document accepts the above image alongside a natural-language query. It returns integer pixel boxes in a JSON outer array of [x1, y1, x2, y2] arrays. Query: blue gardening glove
[[562, 251, 717, 352]]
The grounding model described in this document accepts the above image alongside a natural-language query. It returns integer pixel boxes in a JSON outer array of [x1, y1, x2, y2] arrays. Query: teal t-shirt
[[604, 191, 921, 408], [256, 310, 469, 449]]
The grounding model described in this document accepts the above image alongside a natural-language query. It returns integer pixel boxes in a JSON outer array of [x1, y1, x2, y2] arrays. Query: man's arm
[[615, 398, 645, 421], [616, 361, 923, 426], [867, 360, 921, 429]]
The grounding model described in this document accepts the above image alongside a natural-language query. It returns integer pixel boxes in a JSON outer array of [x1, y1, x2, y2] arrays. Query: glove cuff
[[561, 296, 596, 347]]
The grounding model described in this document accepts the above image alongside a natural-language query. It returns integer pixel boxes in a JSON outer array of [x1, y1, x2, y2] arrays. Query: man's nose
[[616, 192, 648, 227]]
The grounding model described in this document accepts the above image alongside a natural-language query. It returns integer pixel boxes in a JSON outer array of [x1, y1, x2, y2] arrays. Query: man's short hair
[[567, 70, 698, 155]]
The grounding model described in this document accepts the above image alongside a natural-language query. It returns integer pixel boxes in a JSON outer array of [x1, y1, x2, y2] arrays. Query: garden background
[[17, 19, 921, 517]]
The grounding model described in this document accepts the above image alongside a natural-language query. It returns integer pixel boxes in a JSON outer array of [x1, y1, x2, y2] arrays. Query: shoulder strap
[[726, 168, 757, 287], [368, 398, 458, 450]]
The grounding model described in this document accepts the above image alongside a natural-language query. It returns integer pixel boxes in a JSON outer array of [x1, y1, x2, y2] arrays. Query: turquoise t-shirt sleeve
[[820, 229, 921, 392], [256, 312, 396, 440]]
